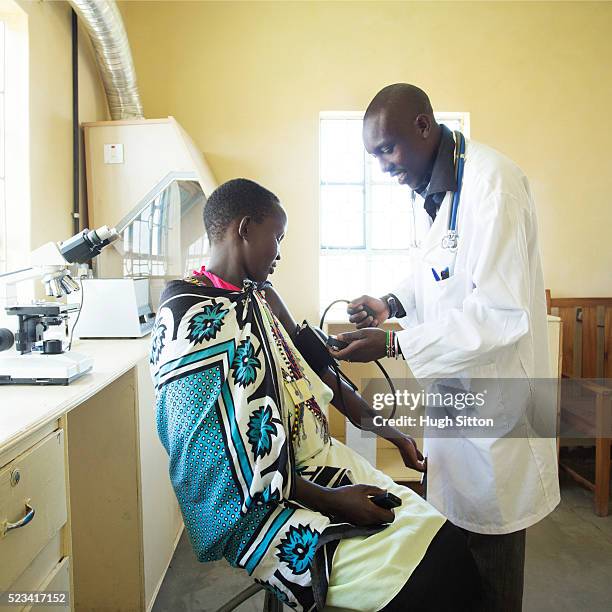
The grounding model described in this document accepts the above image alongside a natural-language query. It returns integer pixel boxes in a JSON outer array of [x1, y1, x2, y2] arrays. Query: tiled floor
[[153, 473, 612, 612]]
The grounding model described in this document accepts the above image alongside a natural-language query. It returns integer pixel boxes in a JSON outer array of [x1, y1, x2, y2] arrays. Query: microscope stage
[[0, 351, 94, 385]]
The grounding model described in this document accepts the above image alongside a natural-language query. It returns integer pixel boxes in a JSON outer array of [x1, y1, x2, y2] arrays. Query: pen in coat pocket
[[432, 267, 450, 282]]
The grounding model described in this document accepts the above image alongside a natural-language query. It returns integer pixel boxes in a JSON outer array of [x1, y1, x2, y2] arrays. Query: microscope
[[0, 226, 119, 385]]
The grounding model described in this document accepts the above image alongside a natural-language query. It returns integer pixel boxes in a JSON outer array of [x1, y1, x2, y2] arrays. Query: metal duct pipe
[[68, 0, 143, 120]]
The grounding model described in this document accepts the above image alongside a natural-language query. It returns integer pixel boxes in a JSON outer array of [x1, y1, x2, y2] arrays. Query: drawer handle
[[2, 500, 35, 537]]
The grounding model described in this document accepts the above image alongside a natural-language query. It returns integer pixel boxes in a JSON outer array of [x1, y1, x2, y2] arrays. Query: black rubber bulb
[[0, 328, 15, 352]]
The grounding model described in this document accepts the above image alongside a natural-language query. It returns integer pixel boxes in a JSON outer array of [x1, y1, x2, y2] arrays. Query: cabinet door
[[137, 358, 182, 609]]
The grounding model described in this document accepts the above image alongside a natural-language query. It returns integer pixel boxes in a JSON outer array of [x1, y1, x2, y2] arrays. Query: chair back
[[548, 295, 612, 378]]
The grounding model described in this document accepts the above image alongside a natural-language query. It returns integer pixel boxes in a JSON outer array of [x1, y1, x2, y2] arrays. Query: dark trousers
[[458, 527, 526, 612], [380, 521, 482, 612], [420, 472, 526, 611]]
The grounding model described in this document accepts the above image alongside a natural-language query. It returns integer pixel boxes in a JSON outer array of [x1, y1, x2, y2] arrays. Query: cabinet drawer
[[24, 557, 71, 612], [4, 533, 67, 612], [3, 555, 71, 612], [0, 430, 67, 590], [9, 532, 63, 594]]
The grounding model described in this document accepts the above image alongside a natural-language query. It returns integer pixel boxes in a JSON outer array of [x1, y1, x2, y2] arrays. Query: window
[[319, 111, 469, 319], [122, 188, 171, 277], [119, 178, 208, 278], [0, 4, 28, 282], [0, 20, 6, 273]]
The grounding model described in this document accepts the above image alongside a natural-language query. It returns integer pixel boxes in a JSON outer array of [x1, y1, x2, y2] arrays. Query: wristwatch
[[381, 294, 405, 319]]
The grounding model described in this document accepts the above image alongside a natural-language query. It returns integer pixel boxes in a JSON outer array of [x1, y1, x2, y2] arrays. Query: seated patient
[[150, 179, 480, 611]]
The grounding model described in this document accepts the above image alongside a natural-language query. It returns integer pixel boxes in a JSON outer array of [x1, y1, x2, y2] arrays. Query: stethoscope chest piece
[[441, 230, 458, 251]]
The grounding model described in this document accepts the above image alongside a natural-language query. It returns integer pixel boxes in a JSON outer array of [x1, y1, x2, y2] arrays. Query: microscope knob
[[43, 339, 63, 355], [0, 328, 15, 352]]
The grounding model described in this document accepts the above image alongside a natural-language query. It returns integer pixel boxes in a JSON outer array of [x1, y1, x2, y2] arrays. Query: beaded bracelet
[[385, 329, 402, 359], [386, 330, 395, 358]]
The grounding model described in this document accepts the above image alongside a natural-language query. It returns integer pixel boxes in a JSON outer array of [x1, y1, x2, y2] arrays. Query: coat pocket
[[430, 270, 467, 311]]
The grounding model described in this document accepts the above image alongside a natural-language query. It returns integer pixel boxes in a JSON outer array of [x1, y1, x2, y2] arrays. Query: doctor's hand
[[347, 296, 389, 329], [330, 328, 386, 362]]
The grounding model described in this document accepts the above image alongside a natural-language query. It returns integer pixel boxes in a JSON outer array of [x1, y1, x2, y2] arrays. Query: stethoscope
[[410, 130, 466, 251]]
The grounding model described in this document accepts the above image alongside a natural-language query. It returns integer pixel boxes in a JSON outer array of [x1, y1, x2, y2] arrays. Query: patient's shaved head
[[364, 83, 434, 123], [204, 178, 281, 244], [363, 83, 440, 191]]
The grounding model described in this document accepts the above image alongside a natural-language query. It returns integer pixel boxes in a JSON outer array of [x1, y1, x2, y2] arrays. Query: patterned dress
[[150, 278, 445, 611]]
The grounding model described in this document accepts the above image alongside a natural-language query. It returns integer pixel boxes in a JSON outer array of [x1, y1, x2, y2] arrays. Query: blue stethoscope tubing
[[442, 130, 466, 250]]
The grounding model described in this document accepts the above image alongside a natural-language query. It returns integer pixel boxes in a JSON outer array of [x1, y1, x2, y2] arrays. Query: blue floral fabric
[[150, 279, 382, 611], [150, 321, 167, 365], [232, 339, 261, 387], [277, 525, 320, 575], [186, 302, 229, 343], [247, 405, 281, 459]]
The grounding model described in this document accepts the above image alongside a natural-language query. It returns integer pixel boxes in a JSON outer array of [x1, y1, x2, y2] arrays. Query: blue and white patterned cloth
[[150, 279, 382, 610]]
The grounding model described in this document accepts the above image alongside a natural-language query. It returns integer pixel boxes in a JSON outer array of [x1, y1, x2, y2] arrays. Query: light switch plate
[[104, 143, 124, 164]]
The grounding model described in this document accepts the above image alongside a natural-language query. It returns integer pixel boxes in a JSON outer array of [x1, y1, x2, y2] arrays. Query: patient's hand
[[395, 434, 427, 473], [347, 295, 389, 329], [327, 484, 395, 526]]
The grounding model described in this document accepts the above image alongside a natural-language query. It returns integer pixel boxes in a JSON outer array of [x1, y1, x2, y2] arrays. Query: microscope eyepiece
[[59, 226, 118, 263]]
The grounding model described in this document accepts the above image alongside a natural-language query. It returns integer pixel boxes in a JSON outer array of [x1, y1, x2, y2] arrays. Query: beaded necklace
[[181, 275, 329, 445], [257, 293, 330, 446]]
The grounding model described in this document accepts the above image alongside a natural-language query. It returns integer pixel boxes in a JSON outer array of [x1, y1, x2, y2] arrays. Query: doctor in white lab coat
[[332, 83, 560, 611]]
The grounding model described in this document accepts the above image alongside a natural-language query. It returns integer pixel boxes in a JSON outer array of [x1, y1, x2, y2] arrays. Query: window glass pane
[[0, 22, 4, 93], [367, 253, 412, 297], [369, 184, 413, 250], [152, 202, 161, 224], [0, 22, 4, 270], [319, 252, 368, 318], [0, 177, 5, 270], [320, 118, 364, 184], [0, 94, 4, 180], [320, 184, 364, 248], [440, 118, 463, 132], [184, 234, 210, 277], [139, 219, 151, 255], [132, 219, 142, 253], [368, 153, 395, 184]]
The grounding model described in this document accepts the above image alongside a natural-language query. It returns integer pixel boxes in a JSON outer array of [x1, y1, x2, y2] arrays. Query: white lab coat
[[393, 139, 560, 534]]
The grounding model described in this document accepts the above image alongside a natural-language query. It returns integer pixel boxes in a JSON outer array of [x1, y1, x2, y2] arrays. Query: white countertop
[[0, 337, 151, 454]]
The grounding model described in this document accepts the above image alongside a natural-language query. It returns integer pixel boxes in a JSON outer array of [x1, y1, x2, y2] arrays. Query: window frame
[[318, 110, 470, 317]]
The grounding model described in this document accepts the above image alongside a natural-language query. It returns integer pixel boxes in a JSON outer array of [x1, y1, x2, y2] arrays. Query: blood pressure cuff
[[293, 321, 336, 376], [293, 321, 358, 392]]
